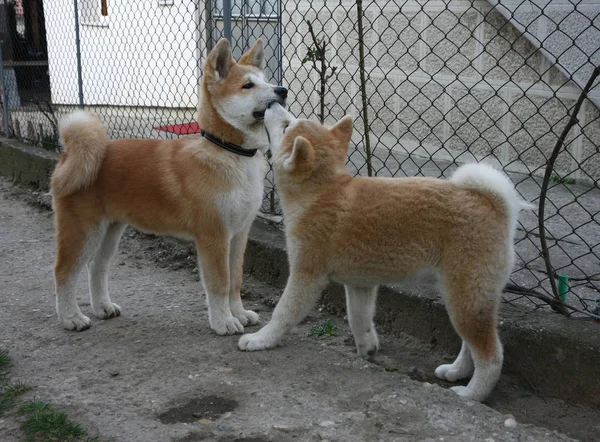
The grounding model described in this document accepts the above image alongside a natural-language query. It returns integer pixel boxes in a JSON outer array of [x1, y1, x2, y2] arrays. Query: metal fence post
[[73, 0, 84, 109], [0, 41, 10, 138], [223, 0, 232, 43]]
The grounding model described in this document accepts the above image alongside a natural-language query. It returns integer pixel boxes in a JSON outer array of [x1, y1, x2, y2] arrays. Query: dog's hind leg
[[228, 229, 259, 326], [54, 204, 107, 331], [196, 230, 244, 335], [435, 340, 474, 382], [439, 273, 504, 402], [345, 285, 379, 357], [88, 221, 126, 320]]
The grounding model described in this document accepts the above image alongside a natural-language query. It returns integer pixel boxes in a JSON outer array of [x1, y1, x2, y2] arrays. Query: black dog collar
[[201, 130, 257, 158]]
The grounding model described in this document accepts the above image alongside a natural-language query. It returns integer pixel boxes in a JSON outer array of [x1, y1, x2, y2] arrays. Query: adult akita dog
[[239, 104, 530, 402], [52, 39, 287, 335]]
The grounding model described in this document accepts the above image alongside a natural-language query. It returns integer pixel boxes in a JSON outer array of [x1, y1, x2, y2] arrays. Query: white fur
[[264, 104, 297, 158], [216, 72, 283, 146], [56, 220, 110, 331], [55, 44, 279, 335], [435, 341, 474, 382], [345, 285, 380, 356], [451, 163, 532, 236], [246, 109, 525, 402], [87, 222, 126, 319]]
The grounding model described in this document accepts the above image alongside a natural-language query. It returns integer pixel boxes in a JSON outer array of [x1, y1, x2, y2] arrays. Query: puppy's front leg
[[238, 272, 328, 351], [196, 233, 244, 335]]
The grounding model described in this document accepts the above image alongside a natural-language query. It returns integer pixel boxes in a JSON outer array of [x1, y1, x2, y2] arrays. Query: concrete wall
[[281, 0, 600, 183]]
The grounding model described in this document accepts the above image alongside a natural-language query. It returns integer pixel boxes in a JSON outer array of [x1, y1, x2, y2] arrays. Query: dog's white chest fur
[[218, 153, 267, 234]]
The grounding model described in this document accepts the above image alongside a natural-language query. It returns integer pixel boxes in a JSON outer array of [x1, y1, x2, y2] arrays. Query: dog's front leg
[[238, 272, 328, 351], [228, 229, 260, 326], [196, 233, 244, 335]]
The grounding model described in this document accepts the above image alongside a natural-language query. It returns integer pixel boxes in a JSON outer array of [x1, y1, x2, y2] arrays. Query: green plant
[[18, 400, 100, 442], [0, 348, 10, 371], [40, 131, 60, 152], [551, 174, 576, 185], [0, 349, 31, 415], [0, 349, 98, 441], [309, 317, 338, 337], [39, 131, 60, 152], [19, 400, 87, 441]]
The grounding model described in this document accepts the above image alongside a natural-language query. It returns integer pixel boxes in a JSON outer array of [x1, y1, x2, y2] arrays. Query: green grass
[[309, 317, 338, 337], [18, 400, 99, 442], [0, 349, 98, 441], [0, 348, 11, 370], [0, 349, 31, 416]]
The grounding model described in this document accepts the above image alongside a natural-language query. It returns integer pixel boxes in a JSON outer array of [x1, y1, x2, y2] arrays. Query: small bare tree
[[27, 98, 60, 152], [302, 20, 337, 124]]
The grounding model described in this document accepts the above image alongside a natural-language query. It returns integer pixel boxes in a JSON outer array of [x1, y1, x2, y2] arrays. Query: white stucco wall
[[45, 0, 202, 108]]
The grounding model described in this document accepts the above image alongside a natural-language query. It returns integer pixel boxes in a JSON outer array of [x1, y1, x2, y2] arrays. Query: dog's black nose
[[274, 87, 288, 99]]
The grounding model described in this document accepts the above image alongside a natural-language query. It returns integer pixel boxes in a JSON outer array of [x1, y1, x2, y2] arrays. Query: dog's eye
[[283, 124, 289, 133], [242, 82, 254, 89]]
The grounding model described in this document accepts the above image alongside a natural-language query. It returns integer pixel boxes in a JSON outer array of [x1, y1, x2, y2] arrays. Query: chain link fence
[[0, 0, 598, 319]]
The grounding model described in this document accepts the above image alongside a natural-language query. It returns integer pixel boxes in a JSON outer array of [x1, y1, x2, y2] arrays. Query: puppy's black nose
[[274, 87, 288, 99]]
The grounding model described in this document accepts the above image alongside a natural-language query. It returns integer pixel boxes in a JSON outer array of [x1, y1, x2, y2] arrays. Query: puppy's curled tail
[[451, 163, 532, 232], [51, 111, 108, 197]]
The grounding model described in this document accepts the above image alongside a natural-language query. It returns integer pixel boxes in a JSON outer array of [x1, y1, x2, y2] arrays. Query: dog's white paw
[[435, 363, 473, 382], [94, 302, 121, 320], [233, 309, 260, 327], [60, 312, 91, 331], [450, 385, 472, 398], [211, 315, 244, 335], [238, 330, 278, 351], [355, 328, 380, 357]]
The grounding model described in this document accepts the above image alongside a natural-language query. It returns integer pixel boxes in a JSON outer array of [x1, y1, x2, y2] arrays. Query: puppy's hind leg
[[441, 275, 503, 402], [345, 285, 380, 357], [88, 221, 126, 319]]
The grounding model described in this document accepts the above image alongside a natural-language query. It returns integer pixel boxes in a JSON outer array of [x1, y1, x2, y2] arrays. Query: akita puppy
[[52, 39, 287, 335], [239, 103, 530, 401]]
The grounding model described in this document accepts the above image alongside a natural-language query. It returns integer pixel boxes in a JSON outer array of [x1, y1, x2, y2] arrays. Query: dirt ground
[[0, 177, 595, 442]]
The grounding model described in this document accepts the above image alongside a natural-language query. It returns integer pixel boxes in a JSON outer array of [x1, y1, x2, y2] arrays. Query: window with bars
[[214, 0, 277, 18], [80, 0, 108, 24]]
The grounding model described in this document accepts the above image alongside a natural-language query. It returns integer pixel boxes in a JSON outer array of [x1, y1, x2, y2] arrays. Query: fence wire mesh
[[0, 0, 599, 318]]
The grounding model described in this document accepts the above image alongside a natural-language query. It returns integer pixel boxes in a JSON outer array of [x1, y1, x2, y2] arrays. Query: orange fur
[[51, 39, 284, 335], [240, 106, 530, 402]]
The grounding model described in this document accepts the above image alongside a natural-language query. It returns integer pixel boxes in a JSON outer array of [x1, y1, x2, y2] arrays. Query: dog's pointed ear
[[205, 38, 235, 81], [239, 39, 265, 70], [283, 136, 315, 175], [330, 115, 353, 145]]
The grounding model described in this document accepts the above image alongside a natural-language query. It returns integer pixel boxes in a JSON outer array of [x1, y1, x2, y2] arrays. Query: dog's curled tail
[[51, 110, 108, 197], [451, 163, 533, 228]]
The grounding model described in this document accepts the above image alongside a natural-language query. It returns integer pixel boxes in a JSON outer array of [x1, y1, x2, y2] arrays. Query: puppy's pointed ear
[[330, 115, 353, 145], [205, 38, 234, 81], [239, 39, 265, 70], [283, 136, 315, 177]]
